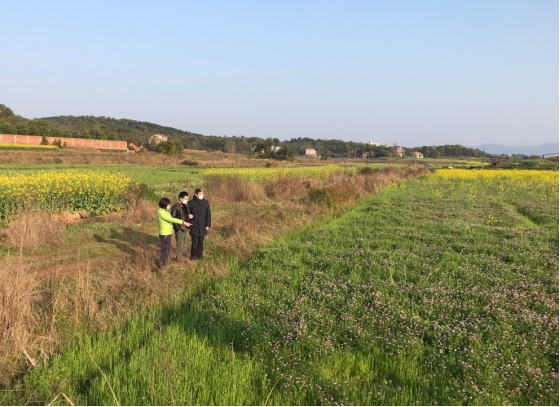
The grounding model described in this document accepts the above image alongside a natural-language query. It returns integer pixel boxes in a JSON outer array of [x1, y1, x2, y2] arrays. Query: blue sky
[[1, 0, 558, 146]]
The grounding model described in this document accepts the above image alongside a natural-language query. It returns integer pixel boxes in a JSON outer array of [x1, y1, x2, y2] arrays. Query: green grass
[[5, 174, 558, 405]]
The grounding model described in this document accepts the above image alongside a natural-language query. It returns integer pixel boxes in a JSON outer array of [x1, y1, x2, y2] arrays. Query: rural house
[[149, 134, 168, 145], [305, 147, 317, 157], [393, 146, 405, 157], [412, 151, 424, 159]]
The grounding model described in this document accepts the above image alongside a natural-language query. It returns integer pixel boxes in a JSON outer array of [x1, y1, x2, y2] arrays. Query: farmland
[[5, 168, 558, 405], [0, 170, 131, 220], [0, 144, 58, 151]]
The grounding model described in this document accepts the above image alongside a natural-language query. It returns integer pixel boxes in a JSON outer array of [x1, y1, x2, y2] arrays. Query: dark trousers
[[190, 235, 205, 259], [175, 230, 187, 261], [159, 235, 172, 266]]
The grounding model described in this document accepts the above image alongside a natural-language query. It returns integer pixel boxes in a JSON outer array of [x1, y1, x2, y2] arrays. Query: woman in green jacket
[[158, 197, 191, 268]]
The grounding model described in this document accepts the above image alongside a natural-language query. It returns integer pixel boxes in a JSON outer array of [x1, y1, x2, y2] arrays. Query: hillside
[[1, 103, 492, 159]]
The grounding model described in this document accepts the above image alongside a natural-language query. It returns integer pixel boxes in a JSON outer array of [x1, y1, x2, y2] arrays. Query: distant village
[[304, 142, 423, 159]]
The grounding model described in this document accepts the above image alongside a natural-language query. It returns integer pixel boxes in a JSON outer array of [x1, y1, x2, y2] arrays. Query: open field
[[4, 168, 557, 405], [0, 164, 423, 390]]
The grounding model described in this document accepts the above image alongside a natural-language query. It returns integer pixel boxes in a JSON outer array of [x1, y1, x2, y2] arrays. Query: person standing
[[188, 188, 211, 260], [170, 191, 193, 262], [157, 197, 191, 269]]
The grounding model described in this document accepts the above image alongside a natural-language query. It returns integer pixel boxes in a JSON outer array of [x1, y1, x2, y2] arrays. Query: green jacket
[[157, 208, 184, 236]]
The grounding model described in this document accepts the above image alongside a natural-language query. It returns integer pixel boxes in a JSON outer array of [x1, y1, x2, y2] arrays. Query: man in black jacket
[[188, 188, 211, 260], [170, 191, 192, 261]]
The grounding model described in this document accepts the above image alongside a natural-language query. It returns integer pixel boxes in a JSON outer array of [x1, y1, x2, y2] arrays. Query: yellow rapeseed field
[[0, 144, 59, 150], [201, 165, 354, 183], [429, 169, 559, 203], [0, 169, 131, 220]]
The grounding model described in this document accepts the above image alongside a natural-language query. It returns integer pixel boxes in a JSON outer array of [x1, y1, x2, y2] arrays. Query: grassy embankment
[[4, 169, 557, 405]]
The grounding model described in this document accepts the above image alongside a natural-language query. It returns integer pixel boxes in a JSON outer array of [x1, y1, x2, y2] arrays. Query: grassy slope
[[7, 174, 558, 405]]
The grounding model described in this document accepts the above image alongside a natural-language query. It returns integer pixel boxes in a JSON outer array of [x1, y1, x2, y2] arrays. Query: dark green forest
[[0, 104, 490, 159]]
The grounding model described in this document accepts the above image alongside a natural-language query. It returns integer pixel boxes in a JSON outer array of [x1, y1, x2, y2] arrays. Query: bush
[[181, 159, 198, 166], [156, 138, 184, 157], [358, 166, 375, 175]]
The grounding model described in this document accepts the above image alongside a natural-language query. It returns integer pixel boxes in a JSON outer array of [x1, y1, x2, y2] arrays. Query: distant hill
[[2, 104, 535, 158], [470, 143, 559, 156], [39, 115, 206, 147]]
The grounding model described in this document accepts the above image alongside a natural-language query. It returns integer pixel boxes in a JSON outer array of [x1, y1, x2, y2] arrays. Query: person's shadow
[[94, 227, 160, 257]]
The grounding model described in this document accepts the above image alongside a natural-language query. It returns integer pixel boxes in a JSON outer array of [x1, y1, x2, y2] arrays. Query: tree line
[[0, 104, 490, 159]]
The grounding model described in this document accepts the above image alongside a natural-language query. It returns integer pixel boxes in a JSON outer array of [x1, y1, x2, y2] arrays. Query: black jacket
[[170, 201, 189, 232], [187, 197, 211, 237]]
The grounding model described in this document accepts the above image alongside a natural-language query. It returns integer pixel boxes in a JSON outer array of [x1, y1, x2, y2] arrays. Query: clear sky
[[1, 0, 558, 146]]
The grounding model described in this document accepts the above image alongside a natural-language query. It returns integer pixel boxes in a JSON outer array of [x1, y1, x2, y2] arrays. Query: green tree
[[0, 104, 15, 120], [156, 138, 184, 157], [274, 145, 295, 161], [15, 124, 28, 135], [0, 121, 17, 134]]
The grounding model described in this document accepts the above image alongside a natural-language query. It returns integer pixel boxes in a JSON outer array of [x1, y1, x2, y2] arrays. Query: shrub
[[181, 159, 198, 166]]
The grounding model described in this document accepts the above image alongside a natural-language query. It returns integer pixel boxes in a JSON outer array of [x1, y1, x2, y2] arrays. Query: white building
[[149, 134, 169, 145]]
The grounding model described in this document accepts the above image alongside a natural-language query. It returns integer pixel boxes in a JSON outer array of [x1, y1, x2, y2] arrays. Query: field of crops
[[6, 169, 558, 405], [0, 169, 131, 220], [201, 164, 355, 182], [0, 144, 58, 151]]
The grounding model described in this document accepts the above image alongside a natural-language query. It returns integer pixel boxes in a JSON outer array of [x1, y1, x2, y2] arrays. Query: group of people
[[157, 188, 211, 268]]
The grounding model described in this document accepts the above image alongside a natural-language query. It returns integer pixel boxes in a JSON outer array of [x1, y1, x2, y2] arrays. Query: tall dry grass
[[204, 176, 267, 205], [264, 176, 321, 199], [0, 210, 66, 251]]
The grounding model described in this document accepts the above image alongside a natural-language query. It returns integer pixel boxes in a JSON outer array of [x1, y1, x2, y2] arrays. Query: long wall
[[0, 134, 128, 151]]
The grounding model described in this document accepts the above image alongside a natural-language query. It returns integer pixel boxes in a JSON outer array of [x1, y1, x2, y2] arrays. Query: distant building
[[271, 145, 281, 153], [305, 147, 317, 157], [149, 134, 168, 145], [361, 152, 370, 159], [393, 146, 405, 157], [412, 151, 424, 159], [362, 141, 380, 146]]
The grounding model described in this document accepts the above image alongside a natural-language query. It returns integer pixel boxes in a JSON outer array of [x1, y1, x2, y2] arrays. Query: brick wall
[[0, 134, 128, 151]]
